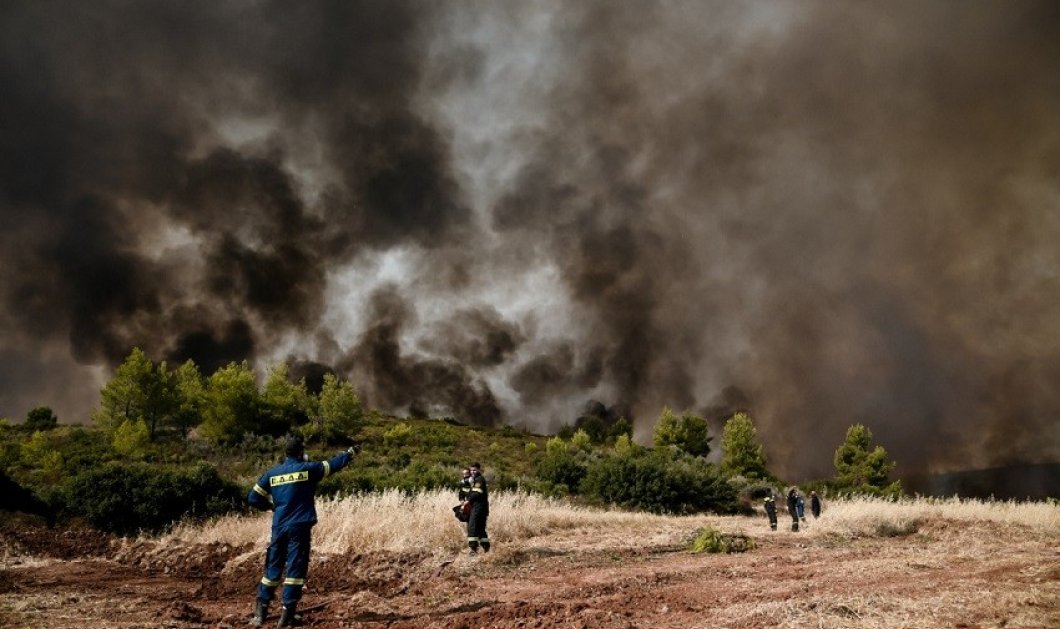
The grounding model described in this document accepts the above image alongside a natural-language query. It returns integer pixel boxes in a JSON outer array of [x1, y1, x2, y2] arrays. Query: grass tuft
[[688, 526, 754, 553]]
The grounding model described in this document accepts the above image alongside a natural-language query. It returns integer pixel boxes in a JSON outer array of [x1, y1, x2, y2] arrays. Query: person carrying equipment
[[464, 462, 490, 555], [247, 435, 355, 627]]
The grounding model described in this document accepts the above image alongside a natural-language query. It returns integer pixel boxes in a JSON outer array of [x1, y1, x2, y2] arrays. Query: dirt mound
[[0, 516, 116, 561], [317, 550, 435, 596], [116, 538, 252, 579]]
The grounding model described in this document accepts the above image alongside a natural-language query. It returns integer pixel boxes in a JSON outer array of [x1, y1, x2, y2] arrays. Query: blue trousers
[[257, 525, 312, 606]]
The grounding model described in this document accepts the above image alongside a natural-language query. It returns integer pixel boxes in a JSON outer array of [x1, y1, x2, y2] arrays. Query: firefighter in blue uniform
[[247, 435, 354, 627], [464, 462, 490, 555]]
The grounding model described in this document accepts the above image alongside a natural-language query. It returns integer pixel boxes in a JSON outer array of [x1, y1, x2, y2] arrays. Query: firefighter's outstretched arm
[[248, 473, 274, 511], [311, 446, 357, 481]]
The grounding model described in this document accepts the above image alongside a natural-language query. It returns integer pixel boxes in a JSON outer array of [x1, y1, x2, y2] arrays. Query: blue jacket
[[248, 451, 352, 530]]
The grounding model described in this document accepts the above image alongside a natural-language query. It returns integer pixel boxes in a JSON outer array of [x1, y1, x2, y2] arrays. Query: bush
[[60, 462, 243, 535], [688, 526, 755, 553], [579, 449, 738, 514], [383, 422, 414, 447], [0, 469, 53, 521], [535, 449, 589, 492], [25, 406, 58, 431]]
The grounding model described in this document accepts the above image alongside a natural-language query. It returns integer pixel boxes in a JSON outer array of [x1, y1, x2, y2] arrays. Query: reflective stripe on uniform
[[253, 484, 269, 497], [284, 577, 305, 586], [270, 470, 310, 487], [322, 460, 331, 476], [467, 537, 479, 542], [261, 577, 280, 587], [471, 488, 483, 492]]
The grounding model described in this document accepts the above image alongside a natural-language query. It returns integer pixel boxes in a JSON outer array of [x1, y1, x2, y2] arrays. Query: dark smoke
[[341, 288, 502, 425], [1, 1, 1058, 481]]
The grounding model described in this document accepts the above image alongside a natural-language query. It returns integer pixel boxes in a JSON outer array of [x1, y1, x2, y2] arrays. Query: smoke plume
[[1, 1, 1057, 479]]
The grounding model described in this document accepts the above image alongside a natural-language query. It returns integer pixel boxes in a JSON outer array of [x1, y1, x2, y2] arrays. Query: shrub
[[60, 462, 243, 535], [383, 422, 414, 447], [570, 429, 592, 451], [25, 406, 58, 431], [579, 449, 738, 514], [688, 526, 755, 553], [535, 449, 589, 493], [0, 469, 53, 521]]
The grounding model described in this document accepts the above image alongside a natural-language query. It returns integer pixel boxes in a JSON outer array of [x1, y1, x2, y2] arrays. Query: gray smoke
[[1, 1, 1057, 479]]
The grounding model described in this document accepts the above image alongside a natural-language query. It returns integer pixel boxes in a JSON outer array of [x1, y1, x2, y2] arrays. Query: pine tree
[[720, 412, 771, 480], [93, 348, 178, 440], [652, 407, 712, 457], [833, 423, 901, 497]]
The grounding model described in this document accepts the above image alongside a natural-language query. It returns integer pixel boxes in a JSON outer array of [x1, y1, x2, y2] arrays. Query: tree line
[[3, 348, 901, 533], [92, 348, 363, 449]]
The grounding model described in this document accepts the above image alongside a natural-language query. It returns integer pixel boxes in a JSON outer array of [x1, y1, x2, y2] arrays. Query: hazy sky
[[1, 1, 1057, 479]]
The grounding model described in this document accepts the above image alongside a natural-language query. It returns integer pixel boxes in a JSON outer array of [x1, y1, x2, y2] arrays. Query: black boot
[[277, 603, 303, 627], [250, 601, 268, 627]]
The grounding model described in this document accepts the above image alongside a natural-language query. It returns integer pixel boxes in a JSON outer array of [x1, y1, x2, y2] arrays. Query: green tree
[[652, 407, 712, 457], [25, 406, 58, 431], [173, 360, 205, 439], [93, 348, 179, 440], [720, 412, 771, 480], [20, 430, 64, 483], [198, 361, 259, 445], [259, 362, 313, 435], [111, 419, 151, 458], [833, 424, 901, 496], [570, 428, 592, 451], [308, 373, 363, 443], [609, 417, 633, 441]]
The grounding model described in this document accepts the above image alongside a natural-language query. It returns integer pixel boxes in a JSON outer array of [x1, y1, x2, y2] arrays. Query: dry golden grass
[[804, 495, 1060, 539], [157, 491, 1058, 559], [160, 490, 700, 555]]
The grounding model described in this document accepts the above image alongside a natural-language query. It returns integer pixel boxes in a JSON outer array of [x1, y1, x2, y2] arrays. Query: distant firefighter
[[810, 491, 822, 519], [763, 494, 778, 530], [787, 487, 800, 532], [796, 491, 806, 523]]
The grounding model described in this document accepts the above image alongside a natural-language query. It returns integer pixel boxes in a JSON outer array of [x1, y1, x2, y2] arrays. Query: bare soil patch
[[1, 517, 1056, 628]]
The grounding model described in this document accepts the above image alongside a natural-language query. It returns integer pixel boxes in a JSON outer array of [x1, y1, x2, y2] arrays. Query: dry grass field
[[1, 492, 1057, 628]]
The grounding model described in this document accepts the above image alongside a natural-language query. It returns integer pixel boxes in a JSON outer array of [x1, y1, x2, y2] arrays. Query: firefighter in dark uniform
[[247, 435, 354, 627], [810, 491, 822, 519], [786, 486, 800, 532], [464, 462, 490, 555], [763, 494, 778, 530]]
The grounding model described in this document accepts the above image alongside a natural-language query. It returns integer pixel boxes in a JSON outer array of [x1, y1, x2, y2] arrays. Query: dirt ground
[[1, 515, 1057, 629]]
